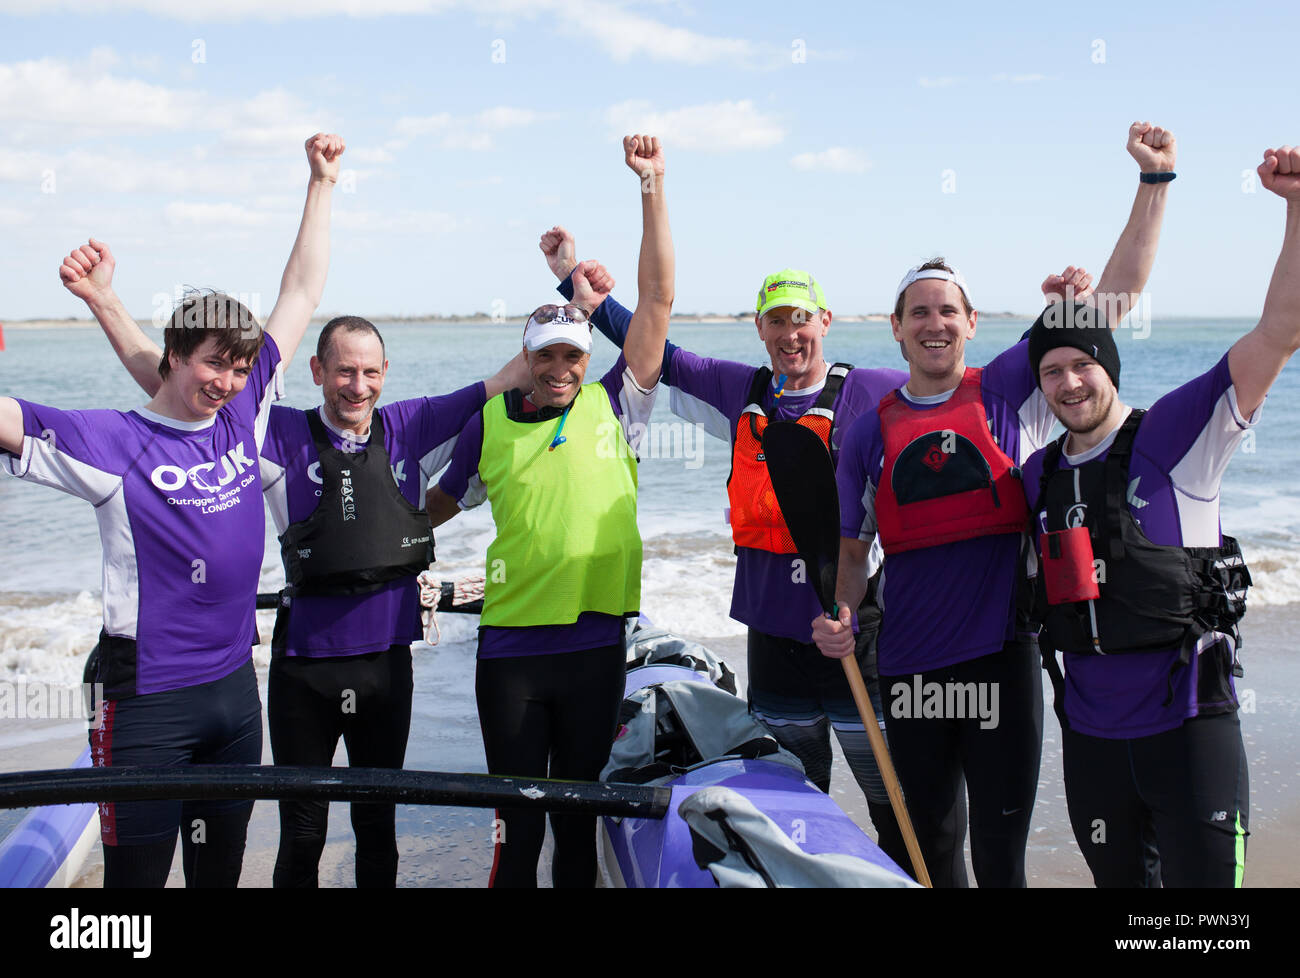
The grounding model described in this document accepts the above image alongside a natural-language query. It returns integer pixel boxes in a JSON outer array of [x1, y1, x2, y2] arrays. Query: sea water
[[1, 316, 1297, 703]]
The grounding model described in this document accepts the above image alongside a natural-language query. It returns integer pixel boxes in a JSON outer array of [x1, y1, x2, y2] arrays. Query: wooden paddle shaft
[[840, 655, 933, 888]]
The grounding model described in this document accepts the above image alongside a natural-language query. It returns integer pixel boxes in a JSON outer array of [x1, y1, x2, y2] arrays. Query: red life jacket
[[727, 364, 852, 554], [875, 367, 1028, 555]]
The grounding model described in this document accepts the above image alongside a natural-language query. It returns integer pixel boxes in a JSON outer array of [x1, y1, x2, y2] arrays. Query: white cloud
[[918, 76, 962, 88], [393, 105, 553, 150], [0, 58, 207, 131], [0, 57, 328, 155], [0, 147, 296, 195], [542, 0, 756, 65], [605, 99, 783, 152], [790, 147, 870, 174], [1, 1, 761, 65]]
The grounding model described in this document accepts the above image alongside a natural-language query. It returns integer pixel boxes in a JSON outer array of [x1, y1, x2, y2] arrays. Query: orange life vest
[[874, 367, 1028, 555], [727, 364, 852, 553]]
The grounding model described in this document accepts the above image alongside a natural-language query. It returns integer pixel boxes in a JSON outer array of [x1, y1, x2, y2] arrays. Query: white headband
[[894, 265, 974, 309]]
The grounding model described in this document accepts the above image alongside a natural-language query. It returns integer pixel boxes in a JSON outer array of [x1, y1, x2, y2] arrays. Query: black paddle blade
[[761, 421, 839, 615]]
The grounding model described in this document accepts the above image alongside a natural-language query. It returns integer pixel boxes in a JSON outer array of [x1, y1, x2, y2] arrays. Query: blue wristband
[[1139, 171, 1176, 184]]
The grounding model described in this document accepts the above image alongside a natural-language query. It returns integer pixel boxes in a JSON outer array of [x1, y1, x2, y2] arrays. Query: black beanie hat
[[1027, 301, 1120, 390]]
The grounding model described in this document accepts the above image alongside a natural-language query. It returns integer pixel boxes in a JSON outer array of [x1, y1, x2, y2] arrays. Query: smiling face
[[163, 335, 253, 422], [527, 342, 589, 409], [890, 278, 977, 391], [755, 305, 831, 390], [311, 329, 388, 434], [1037, 346, 1120, 439]]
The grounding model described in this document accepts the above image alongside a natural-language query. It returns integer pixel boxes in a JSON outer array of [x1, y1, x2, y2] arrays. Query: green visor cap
[[756, 269, 827, 317]]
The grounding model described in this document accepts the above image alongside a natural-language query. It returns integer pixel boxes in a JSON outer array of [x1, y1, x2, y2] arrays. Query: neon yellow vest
[[478, 385, 642, 627]]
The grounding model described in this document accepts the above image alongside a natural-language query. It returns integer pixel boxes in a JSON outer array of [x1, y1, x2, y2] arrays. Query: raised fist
[[1040, 265, 1094, 304], [1127, 121, 1176, 174], [306, 132, 345, 184], [1259, 145, 1300, 202], [539, 226, 577, 280], [624, 134, 665, 182], [59, 238, 115, 304]]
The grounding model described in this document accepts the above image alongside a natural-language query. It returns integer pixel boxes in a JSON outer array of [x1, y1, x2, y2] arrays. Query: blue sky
[[0, 1, 1296, 321]]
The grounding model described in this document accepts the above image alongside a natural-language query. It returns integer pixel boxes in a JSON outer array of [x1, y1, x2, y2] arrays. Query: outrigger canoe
[[599, 623, 918, 888]]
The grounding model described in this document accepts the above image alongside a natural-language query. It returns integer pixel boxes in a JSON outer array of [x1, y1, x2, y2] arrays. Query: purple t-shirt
[[260, 384, 487, 657], [838, 339, 1056, 675], [1023, 354, 1258, 739], [3, 335, 284, 696], [439, 355, 656, 658]]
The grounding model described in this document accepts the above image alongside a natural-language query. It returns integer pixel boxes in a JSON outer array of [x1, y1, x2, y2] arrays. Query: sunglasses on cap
[[525, 304, 591, 328]]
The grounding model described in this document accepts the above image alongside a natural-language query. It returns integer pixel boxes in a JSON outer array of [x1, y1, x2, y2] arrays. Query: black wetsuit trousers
[[880, 638, 1043, 888], [1063, 711, 1249, 887], [475, 643, 626, 888], [268, 645, 414, 888], [91, 659, 261, 888]]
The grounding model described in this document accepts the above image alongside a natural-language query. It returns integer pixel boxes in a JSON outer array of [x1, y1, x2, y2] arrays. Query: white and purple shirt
[[438, 355, 656, 658], [837, 339, 1056, 675], [260, 383, 487, 657], [2, 335, 283, 697], [1023, 354, 1259, 739]]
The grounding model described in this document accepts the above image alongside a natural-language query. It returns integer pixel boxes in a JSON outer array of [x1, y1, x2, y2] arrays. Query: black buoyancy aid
[[874, 367, 1029, 555], [1033, 409, 1250, 710], [279, 410, 434, 596], [727, 363, 851, 554]]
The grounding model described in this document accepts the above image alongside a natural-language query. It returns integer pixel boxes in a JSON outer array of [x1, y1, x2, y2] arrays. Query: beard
[[1056, 383, 1116, 435]]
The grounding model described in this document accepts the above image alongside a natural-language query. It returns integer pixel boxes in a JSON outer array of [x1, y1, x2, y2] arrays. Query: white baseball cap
[[523, 304, 592, 354]]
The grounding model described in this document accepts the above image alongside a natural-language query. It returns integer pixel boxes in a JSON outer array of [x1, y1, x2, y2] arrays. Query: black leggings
[[880, 639, 1044, 888], [268, 645, 414, 888], [475, 644, 627, 888], [1063, 711, 1249, 887]]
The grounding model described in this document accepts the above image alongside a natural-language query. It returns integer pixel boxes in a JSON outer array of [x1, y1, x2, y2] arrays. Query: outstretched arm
[[425, 485, 461, 529], [1228, 145, 1300, 418], [621, 135, 674, 389], [483, 350, 533, 400], [1092, 121, 1176, 326], [264, 133, 344, 370], [60, 239, 164, 397]]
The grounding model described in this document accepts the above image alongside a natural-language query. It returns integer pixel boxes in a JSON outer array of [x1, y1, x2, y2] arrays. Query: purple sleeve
[[837, 412, 880, 540], [437, 410, 485, 505], [980, 337, 1054, 461], [384, 382, 488, 460], [225, 333, 282, 433], [12, 402, 130, 473], [661, 348, 759, 441], [1134, 354, 1241, 474]]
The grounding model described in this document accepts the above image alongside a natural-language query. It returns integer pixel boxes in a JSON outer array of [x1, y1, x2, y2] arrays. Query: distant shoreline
[[0, 312, 1036, 330]]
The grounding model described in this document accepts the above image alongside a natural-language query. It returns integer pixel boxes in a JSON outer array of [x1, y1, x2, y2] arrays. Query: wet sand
[[2, 604, 1296, 888]]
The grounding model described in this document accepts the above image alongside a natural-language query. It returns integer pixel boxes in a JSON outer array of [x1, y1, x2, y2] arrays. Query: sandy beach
[[2, 602, 1295, 889]]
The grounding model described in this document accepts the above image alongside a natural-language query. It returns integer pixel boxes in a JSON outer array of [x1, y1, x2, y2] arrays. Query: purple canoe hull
[[600, 663, 912, 887]]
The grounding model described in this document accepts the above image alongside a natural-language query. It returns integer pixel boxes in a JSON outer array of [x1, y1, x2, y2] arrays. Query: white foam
[[0, 591, 103, 686], [1237, 543, 1300, 607]]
